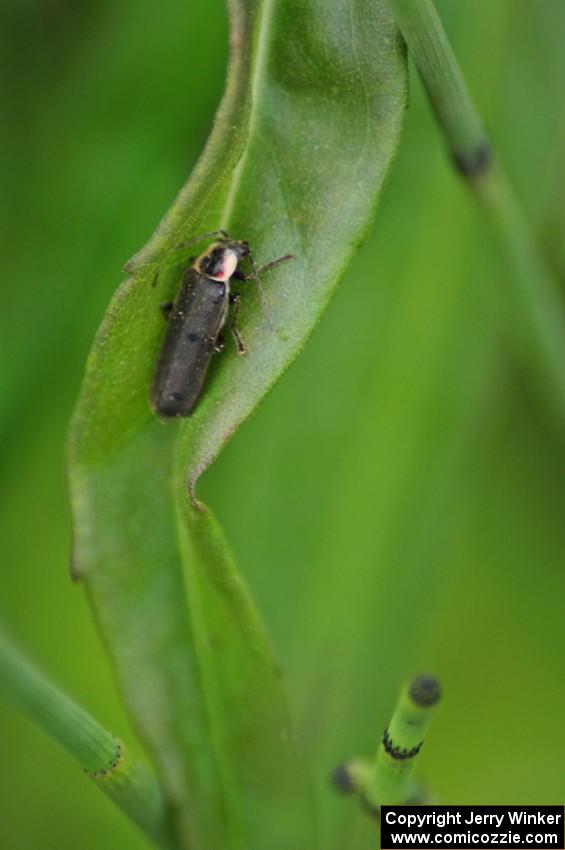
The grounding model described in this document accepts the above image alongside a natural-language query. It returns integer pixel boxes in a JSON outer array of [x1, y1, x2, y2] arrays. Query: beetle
[[151, 230, 293, 418]]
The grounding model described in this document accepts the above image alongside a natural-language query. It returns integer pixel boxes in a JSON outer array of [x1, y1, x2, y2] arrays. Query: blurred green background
[[1, 1, 564, 848]]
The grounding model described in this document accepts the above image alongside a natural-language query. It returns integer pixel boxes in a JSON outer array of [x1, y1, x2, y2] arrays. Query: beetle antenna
[[176, 229, 229, 249], [255, 253, 295, 276]]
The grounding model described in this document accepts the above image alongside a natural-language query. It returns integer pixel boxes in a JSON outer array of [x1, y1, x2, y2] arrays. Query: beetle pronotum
[[151, 231, 293, 418]]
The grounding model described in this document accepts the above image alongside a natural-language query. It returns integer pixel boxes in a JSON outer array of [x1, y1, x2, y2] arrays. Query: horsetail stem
[[387, 0, 565, 423], [331, 675, 441, 820], [0, 630, 175, 849], [364, 675, 441, 811]]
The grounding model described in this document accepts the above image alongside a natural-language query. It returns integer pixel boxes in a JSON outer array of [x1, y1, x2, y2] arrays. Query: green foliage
[[67, 1, 407, 848]]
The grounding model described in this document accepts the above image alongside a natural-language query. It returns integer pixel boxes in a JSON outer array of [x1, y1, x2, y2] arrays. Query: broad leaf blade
[[183, 0, 409, 487], [69, 1, 407, 848]]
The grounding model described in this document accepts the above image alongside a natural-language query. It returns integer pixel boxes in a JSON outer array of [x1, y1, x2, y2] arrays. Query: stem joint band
[[382, 728, 423, 760]]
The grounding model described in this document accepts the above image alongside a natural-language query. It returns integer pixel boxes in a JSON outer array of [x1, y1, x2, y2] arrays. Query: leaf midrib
[[221, 0, 276, 230]]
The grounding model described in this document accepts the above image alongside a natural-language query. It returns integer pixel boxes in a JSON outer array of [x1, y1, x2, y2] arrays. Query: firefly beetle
[[150, 230, 294, 418]]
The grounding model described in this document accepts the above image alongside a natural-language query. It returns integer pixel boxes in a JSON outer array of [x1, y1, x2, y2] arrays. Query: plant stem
[[0, 629, 176, 850], [387, 0, 489, 174], [387, 0, 565, 421], [365, 675, 441, 809], [474, 168, 565, 420], [331, 675, 441, 823]]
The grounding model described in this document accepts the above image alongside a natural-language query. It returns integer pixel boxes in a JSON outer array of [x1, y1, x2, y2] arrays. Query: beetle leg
[[214, 331, 225, 353], [160, 301, 174, 320], [229, 292, 246, 355]]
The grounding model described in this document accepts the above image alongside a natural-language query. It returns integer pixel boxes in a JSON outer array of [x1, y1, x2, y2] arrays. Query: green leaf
[[69, 0, 407, 848]]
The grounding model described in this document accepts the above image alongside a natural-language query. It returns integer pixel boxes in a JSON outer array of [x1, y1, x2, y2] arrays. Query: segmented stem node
[[382, 728, 422, 760], [83, 737, 126, 780], [331, 675, 441, 816], [452, 141, 492, 180], [409, 674, 441, 707], [330, 758, 373, 795]]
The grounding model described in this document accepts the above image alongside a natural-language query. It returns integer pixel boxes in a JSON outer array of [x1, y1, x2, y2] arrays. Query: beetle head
[[196, 241, 246, 282]]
